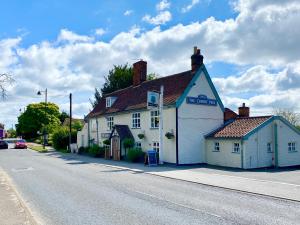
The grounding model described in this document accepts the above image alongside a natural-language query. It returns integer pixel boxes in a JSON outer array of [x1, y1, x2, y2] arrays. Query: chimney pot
[[191, 46, 204, 73], [133, 60, 147, 86], [194, 46, 197, 54], [238, 103, 250, 117]]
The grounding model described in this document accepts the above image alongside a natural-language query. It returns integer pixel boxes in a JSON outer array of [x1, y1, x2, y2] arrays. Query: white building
[[206, 105, 300, 168], [77, 47, 300, 168]]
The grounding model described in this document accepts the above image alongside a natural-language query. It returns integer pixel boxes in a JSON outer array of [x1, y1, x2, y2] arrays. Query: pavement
[[47, 151, 300, 202], [0, 147, 299, 225], [0, 166, 36, 225]]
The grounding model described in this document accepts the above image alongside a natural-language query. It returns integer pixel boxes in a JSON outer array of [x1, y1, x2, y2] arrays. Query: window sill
[[267, 151, 273, 153], [131, 127, 141, 129], [288, 151, 298, 153], [150, 127, 159, 130], [212, 150, 220, 152], [232, 151, 240, 154]]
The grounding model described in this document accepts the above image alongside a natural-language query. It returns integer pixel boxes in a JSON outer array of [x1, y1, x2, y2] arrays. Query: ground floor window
[[214, 142, 220, 152], [288, 142, 296, 152], [153, 141, 159, 152], [267, 142, 272, 153], [233, 143, 240, 153]]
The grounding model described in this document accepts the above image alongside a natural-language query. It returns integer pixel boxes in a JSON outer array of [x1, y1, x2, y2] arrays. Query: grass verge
[[28, 144, 48, 153]]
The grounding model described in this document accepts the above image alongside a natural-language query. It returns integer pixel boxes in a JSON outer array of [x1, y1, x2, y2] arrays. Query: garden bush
[[103, 139, 111, 146], [127, 147, 145, 163], [88, 145, 105, 157], [52, 127, 77, 151]]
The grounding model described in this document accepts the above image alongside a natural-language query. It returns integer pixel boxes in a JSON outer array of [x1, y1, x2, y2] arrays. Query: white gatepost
[[159, 85, 164, 164]]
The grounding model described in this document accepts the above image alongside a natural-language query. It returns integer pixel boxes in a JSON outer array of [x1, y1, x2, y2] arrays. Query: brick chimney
[[238, 103, 250, 118], [133, 60, 147, 86], [224, 108, 238, 122], [191, 46, 204, 73]]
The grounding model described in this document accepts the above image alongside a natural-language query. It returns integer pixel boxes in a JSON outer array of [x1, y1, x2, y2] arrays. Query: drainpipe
[[274, 122, 279, 168], [241, 139, 244, 169], [88, 119, 91, 148], [96, 118, 99, 145]]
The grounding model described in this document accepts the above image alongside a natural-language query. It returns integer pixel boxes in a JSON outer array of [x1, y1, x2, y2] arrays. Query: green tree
[[17, 102, 61, 139], [7, 128, 17, 138], [72, 120, 83, 131], [89, 88, 101, 108], [101, 64, 133, 95], [59, 111, 69, 124], [147, 73, 159, 81]]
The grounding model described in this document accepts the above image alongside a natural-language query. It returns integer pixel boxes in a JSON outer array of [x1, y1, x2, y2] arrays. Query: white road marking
[[132, 190, 223, 219]]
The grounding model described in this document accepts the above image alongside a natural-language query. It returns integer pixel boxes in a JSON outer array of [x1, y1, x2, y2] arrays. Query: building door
[[112, 136, 120, 161]]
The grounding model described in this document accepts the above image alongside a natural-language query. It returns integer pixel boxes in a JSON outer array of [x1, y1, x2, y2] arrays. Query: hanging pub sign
[[147, 91, 159, 109], [186, 94, 217, 106]]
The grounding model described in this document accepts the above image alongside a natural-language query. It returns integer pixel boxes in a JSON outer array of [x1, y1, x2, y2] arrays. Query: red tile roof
[[206, 116, 272, 138], [88, 70, 194, 117]]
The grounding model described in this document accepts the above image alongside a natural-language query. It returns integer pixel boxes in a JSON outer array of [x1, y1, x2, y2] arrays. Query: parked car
[[14, 140, 27, 149], [0, 140, 8, 149]]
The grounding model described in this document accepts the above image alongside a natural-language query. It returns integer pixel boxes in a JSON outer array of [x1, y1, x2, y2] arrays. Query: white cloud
[[94, 28, 106, 36], [142, 11, 172, 25], [124, 10, 133, 16], [156, 0, 171, 11], [57, 29, 94, 43], [1, 0, 300, 127], [181, 0, 200, 13]]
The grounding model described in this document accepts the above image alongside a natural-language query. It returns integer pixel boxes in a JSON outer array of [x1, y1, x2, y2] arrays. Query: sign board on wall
[[186, 95, 217, 106], [101, 133, 111, 139], [147, 91, 159, 109]]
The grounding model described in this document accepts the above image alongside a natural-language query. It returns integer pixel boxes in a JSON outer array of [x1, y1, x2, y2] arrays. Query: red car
[[15, 140, 27, 149]]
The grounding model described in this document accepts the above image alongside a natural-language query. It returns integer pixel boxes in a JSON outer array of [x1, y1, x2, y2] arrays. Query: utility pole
[[159, 85, 164, 164], [69, 93, 72, 151]]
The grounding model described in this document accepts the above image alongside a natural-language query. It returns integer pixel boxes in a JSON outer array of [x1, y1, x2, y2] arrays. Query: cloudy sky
[[1, 0, 300, 128]]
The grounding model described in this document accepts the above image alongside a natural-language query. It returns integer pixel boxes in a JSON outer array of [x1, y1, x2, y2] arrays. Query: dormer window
[[106, 97, 117, 108]]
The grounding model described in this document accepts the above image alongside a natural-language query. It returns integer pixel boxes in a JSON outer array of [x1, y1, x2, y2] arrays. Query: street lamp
[[37, 88, 47, 149]]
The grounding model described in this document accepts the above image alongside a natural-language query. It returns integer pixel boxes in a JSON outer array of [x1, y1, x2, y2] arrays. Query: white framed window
[[214, 142, 220, 152], [288, 142, 296, 152], [267, 142, 272, 153], [106, 97, 116, 108], [107, 116, 114, 130], [153, 141, 159, 152], [136, 142, 142, 149], [106, 97, 112, 108], [150, 110, 159, 128], [132, 112, 141, 128], [233, 143, 240, 153]]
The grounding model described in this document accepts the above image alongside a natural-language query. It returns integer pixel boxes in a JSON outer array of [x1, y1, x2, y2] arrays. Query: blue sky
[[0, 0, 300, 128]]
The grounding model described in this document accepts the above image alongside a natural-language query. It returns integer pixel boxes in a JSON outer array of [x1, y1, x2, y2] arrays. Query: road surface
[[0, 147, 299, 225]]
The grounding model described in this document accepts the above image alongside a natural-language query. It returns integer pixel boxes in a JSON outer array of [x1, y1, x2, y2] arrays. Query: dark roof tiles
[[88, 70, 194, 117], [207, 116, 272, 138]]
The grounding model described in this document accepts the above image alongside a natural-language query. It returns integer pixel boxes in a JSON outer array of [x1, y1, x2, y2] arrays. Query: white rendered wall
[[277, 119, 300, 167], [244, 122, 273, 169], [206, 139, 242, 168], [178, 71, 223, 164], [77, 123, 89, 148], [91, 107, 177, 163]]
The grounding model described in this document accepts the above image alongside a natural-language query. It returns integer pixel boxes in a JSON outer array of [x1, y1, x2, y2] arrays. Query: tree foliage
[[90, 64, 158, 107], [89, 88, 101, 108], [274, 108, 299, 126], [59, 111, 69, 124], [17, 102, 61, 139], [101, 64, 133, 95], [0, 73, 14, 99]]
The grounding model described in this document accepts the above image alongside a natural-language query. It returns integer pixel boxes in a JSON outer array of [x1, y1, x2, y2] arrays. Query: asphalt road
[[0, 147, 299, 225]]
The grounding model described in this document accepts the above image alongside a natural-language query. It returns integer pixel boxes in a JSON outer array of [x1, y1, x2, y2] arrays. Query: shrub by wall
[[52, 127, 77, 151], [127, 148, 144, 163]]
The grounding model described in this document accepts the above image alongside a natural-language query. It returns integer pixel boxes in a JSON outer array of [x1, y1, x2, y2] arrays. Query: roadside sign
[[147, 91, 159, 109], [147, 150, 158, 166]]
